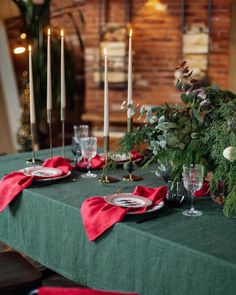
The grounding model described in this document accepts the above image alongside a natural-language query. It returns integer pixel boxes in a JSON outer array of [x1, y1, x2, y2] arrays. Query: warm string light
[[13, 32, 27, 54]]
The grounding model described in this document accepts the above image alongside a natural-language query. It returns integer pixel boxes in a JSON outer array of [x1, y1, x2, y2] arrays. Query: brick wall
[[80, 0, 232, 121], [6, 0, 233, 131]]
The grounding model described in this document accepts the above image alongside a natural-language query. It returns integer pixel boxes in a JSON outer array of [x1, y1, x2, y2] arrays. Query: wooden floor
[[0, 241, 85, 288]]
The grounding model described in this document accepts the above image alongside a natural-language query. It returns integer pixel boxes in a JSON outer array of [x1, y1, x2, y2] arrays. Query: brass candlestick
[[122, 153, 142, 182], [47, 110, 53, 158], [127, 117, 133, 133], [99, 136, 118, 183], [61, 108, 65, 158], [26, 123, 43, 164]]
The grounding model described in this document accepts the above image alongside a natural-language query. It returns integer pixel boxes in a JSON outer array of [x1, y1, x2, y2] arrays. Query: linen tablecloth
[[0, 148, 235, 295]]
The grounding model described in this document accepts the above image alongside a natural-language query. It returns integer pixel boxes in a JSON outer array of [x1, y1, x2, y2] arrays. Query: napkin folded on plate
[[130, 150, 143, 161], [77, 154, 105, 170], [0, 156, 71, 212], [194, 181, 211, 197], [38, 287, 138, 295], [81, 185, 167, 241]]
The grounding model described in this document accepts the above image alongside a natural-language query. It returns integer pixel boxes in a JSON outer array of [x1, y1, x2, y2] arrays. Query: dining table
[[0, 147, 236, 295]]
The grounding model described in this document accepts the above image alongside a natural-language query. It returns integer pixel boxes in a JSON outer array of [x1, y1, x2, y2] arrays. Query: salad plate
[[104, 193, 153, 208], [22, 166, 63, 178]]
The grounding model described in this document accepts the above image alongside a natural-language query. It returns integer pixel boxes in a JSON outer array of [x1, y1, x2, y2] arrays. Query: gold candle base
[[26, 157, 43, 164], [122, 174, 142, 182], [99, 175, 118, 183], [99, 142, 118, 183], [26, 123, 42, 164]]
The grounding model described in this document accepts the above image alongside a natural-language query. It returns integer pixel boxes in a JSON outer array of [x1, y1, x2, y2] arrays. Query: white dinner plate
[[104, 193, 153, 208], [127, 200, 164, 215], [22, 166, 63, 179]]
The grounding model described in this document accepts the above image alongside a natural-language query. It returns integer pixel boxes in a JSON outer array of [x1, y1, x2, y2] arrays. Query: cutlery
[[136, 209, 176, 223]]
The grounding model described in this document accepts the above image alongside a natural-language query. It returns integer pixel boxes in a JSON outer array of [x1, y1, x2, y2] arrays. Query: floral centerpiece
[[120, 62, 236, 217]]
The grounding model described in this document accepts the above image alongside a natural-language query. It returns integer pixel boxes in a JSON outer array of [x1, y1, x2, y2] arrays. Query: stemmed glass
[[80, 137, 97, 178], [71, 125, 89, 164], [182, 164, 204, 217]]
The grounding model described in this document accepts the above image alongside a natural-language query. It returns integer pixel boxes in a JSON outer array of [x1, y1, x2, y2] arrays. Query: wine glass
[[71, 125, 89, 164], [182, 164, 204, 216], [80, 137, 97, 178]]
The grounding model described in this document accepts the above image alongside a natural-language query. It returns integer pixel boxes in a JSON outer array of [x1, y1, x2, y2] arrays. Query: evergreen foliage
[[120, 63, 236, 217]]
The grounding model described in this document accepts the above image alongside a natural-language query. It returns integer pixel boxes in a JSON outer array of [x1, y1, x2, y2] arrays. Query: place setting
[[80, 185, 169, 241]]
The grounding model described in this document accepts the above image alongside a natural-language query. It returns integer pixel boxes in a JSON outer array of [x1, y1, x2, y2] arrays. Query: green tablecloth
[[0, 148, 236, 295]]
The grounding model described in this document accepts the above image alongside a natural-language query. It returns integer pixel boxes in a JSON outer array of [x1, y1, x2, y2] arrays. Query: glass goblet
[[71, 125, 89, 164], [182, 164, 204, 217], [74, 125, 89, 142], [80, 137, 97, 178]]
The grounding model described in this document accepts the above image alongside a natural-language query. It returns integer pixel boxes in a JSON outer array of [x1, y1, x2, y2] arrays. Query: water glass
[[80, 137, 97, 178], [182, 164, 204, 217], [71, 125, 89, 162]]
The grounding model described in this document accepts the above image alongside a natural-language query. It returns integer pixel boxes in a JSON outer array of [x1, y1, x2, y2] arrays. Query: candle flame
[[104, 48, 107, 56], [28, 45, 32, 52], [61, 30, 64, 37], [129, 28, 132, 37], [48, 28, 51, 36]]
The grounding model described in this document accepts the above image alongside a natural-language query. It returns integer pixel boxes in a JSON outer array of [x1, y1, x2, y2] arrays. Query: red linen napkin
[[38, 287, 138, 295], [0, 156, 71, 212], [194, 181, 210, 197], [77, 154, 105, 170], [131, 150, 143, 161], [81, 185, 167, 241]]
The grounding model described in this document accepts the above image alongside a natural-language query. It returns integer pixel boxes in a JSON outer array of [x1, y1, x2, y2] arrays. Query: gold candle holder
[[47, 110, 53, 158], [127, 117, 133, 133], [99, 136, 118, 183], [26, 123, 43, 164], [122, 152, 142, 182], [61, 108, 65, 158]]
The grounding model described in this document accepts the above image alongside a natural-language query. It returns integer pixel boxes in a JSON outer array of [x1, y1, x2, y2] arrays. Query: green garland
[[120, 83, 236, 217]]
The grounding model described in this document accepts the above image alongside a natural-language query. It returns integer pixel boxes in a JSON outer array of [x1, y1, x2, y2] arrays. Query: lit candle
[[47, 28, 52, 118], [28, 45, 36, 124], [127, 28, 133, 119], [103, 48, 109, 137], [60, 29, 66, 120]]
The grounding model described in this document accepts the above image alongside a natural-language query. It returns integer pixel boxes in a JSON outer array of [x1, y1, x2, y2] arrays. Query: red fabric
[[193, 181, 210, 197], [38, 287, 138, 295], [77, 154, 105, 170], [0, 156, 71, 212], [131, 150, 143, 161], [81, 185, 167, 241]]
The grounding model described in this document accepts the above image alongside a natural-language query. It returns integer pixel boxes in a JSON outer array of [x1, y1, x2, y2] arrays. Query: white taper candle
[[47, 28, 52, 114], [127, 28, 133, 119], [104, 48, 109, 137], [28, 45, 36, 124], [60, 30, 66, 120]]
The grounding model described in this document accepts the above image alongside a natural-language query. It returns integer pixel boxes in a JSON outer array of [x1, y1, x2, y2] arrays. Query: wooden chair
[[0, 251, 42, 295]]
